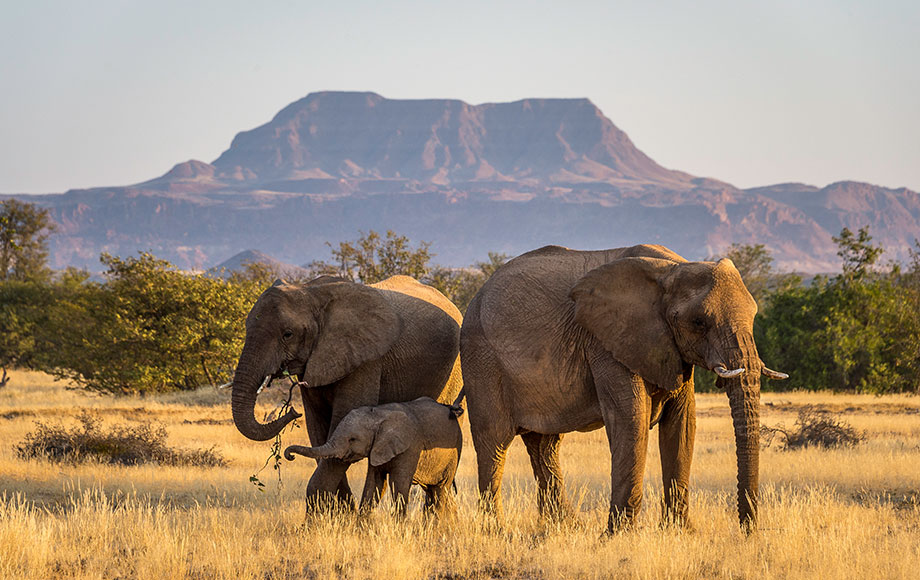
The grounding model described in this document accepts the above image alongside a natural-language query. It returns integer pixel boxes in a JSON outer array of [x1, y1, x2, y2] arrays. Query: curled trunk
[[284, 442, 339, 461], [718, 332, 761, 531], [231, 347, 300, 442]]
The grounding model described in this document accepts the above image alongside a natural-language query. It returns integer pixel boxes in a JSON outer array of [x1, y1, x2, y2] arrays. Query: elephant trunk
[[231, 344, 301, 442], [718, 331, 761, 532], [284, 441, 341, 461]]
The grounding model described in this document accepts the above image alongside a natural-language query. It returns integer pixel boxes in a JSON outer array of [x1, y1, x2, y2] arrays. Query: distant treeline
[[1, 199, 917, 394]]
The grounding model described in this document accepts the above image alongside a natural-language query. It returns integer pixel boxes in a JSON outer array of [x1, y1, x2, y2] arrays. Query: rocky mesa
[[6, 91, 919, 273]]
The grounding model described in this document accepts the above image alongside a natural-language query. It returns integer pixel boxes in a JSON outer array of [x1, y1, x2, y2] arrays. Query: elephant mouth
[[274, 360, 307, 380]]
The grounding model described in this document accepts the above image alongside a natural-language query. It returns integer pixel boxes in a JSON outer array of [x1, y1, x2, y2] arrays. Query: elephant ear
[[303, 281, 401, 387], [369, 412, 414, 467], [570, 257, 688, 392]]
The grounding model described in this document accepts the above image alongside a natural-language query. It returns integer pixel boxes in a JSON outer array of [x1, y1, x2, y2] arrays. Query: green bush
[[32, 253, 262, 395], [756, 229, 920, 393]]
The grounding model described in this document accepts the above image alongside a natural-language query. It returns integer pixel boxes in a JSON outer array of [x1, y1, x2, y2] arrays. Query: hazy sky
[[2, 0, 918, 193]]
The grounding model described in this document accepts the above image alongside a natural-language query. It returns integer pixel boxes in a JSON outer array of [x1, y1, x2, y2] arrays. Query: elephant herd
[[230, 244, 788, 533]]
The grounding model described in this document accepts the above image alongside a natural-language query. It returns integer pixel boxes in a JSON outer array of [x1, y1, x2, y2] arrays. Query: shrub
[[761, 406, 864, 450], [39, 253, 259, 395], [16, 412, 226, 467]]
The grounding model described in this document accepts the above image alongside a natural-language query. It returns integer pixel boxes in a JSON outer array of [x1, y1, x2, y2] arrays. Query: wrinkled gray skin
[[284, 397, 463, 517], [461, 244, 787, 532], [231, 275, 462, 508]]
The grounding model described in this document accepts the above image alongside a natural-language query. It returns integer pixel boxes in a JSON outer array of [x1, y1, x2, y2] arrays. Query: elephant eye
[[282, 330, 294, 340], [692, 317, 707, 329]]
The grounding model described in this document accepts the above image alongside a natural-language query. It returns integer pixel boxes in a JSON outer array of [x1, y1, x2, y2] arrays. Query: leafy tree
[[475, 251, 510, 280], [309, 230, 432, 284], [427, 252, 509, 313], [227, 259, 310, 287], [41, 253, 259, 395], [0, 199, 56, 282], [834, 226, 883, 281], [0, 268, 90, 385], [307, 229, 507, 312], [0, 280, 53, 382], [715, 243, 800, 307], [757, 227, 920, 393]]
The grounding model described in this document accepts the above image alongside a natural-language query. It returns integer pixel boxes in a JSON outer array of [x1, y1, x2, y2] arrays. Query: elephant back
[[372, 276, 464, 407], [372, 275, 463, 326], [471, 245, 685, 405]]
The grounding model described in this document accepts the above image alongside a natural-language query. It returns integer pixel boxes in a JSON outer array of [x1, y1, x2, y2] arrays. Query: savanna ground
[[1, 370, 918, 579]]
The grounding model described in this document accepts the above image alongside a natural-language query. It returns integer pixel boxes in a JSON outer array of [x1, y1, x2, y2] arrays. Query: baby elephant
[[284, 396, 463, 516]]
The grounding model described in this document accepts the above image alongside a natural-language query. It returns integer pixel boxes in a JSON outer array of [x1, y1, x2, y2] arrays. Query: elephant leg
[[425, 483, 457, 518], [658, 383, 695, 527], [310, 361, 381, 510], [299, 385, 354, 509], [305, 458, 353, 510], [360, 466, 388, 512], [463, 335, 517, 520], [521, 432, 572, 521], [591, 352, 651, 532], [472, 427, 515, 519], [388, 462, 416, 518]]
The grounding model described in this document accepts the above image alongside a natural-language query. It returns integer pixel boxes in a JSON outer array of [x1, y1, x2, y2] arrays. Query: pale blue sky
[[1, 0, 918, 193]]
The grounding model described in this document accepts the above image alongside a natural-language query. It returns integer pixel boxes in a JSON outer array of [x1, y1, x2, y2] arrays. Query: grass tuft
[[16, 411, 227, 467], [762, 405, 865, 450]]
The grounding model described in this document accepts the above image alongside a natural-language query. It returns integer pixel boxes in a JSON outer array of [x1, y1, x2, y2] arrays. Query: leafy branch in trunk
[[249, 374, 301, 491]]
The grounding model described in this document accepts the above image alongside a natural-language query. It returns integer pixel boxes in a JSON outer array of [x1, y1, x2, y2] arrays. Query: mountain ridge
[[4, 92, 918, 273]]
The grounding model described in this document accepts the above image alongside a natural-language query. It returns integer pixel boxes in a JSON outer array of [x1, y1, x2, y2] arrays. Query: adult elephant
[[461, 244, 787, 532], [231, 275, 463, 507]]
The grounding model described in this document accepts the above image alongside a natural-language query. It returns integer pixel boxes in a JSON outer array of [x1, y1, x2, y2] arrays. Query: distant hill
[[5, 91, 918, 273], [207, 249, 311, 280]]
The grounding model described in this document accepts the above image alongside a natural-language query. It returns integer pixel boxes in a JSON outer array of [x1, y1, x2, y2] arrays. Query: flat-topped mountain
[[209, 91, 694, 189], [5, 92, 918, 273]]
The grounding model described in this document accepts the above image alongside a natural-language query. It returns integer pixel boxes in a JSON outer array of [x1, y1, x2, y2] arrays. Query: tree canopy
[[0, 199, 56, 282]]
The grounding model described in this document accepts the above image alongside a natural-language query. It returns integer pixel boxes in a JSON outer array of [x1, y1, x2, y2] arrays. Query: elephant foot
[[606, 507, 638, 535], [659, 514, 694, 533], [303, 491, 356, 516], [476, 511, 507, 535], [537, 497, 576, 524], [659, 505, 691, 531]]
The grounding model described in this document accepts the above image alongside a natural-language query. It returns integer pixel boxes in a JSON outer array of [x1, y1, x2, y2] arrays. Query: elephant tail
[[448, 388, 465, 420]]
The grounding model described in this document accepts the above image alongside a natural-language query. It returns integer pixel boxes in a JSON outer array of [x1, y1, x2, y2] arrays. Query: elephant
[[460, 244, 787, 532], [230, 275, 463, 509], [284, 396, 464, 517]]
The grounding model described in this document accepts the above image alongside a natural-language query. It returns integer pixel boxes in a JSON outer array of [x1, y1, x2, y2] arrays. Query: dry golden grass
[[1, 369, 918, 579]]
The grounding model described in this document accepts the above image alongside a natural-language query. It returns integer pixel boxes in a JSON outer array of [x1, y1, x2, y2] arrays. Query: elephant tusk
[[714, 365, 745, 378], [217, 381, 232, 390], [762, 366, 789, 380], [256, 375, 272, 395]]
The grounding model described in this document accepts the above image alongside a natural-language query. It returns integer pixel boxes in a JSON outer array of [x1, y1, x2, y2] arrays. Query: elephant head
[[231, 277, 400, 442], [284, 406, 415, 466], [571, 257, 787, 529]]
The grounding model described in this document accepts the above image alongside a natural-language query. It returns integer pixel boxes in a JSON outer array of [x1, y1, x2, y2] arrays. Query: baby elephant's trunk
[[284, 444, 325, 461]]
